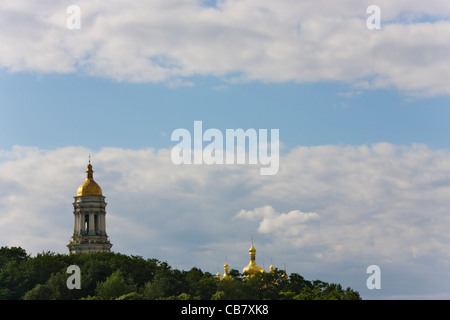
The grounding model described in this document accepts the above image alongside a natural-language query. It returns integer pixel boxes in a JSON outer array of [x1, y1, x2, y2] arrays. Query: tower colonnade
[[72, 199, 107, 236]]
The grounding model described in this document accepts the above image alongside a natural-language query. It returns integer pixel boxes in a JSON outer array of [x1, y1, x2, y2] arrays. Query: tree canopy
[[0, 246, 361, 300]]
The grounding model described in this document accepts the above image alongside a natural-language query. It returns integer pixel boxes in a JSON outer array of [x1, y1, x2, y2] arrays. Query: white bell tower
[[67, 160, 112, 254]]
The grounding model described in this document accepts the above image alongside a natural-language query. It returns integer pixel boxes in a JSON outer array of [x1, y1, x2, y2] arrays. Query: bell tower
[[67, 160, 112, 254]]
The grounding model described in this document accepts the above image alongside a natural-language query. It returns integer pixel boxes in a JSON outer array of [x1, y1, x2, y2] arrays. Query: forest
[[0, 246, 361, 300]]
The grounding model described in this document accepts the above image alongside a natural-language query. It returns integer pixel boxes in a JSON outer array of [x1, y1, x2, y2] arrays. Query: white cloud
[[234, 205, 319, 236], [1, 142, 450, 298], [0, 0, 449, 95]]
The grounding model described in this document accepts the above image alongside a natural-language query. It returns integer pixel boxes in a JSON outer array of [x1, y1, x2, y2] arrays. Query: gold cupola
[[77, 161, 103, 196], [223, 260, 230, 279], [242, 242, 264, 277]]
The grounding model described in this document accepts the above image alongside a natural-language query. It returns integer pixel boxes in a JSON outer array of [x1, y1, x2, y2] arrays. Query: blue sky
[[1, 0, 450, 300], [2, 72, 449, 151]]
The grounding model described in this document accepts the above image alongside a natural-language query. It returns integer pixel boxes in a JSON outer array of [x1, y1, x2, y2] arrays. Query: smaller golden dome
[[77, 162, 103, 196], [223, 261, 230, 279]]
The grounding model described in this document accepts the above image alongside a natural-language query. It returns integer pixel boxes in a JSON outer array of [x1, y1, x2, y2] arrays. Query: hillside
[[0, 246, 360, 300]]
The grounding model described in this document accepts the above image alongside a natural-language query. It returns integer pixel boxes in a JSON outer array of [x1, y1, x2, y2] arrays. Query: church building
[[67, 161, 112, 254], [216, 241, 288, 280]]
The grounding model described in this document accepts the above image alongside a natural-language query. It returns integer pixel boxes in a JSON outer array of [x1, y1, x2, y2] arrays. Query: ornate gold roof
[[243, 260, 264, 275], [217, 241, 288, 280], [77, 162, 103, 196], [222, 261, 230, 279], [243, 242, 264, 276]]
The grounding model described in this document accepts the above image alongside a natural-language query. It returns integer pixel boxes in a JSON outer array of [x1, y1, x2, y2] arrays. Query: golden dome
[[242, 242, 264, 276], [243, 260, 264, 275], [77, 162, 103, 196], [223, 261, 230, 279]]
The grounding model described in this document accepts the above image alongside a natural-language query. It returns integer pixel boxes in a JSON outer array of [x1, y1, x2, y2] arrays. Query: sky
[[0, 0, 450, 299]]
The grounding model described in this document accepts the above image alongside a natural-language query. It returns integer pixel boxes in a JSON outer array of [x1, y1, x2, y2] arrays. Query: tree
[[95, 270, 137, 300], [286, 273, 312, 293], [116, 292, 146, 300], [23, 284, 53, 300], [185, 268, 217, 299], [213, 278, 247, 300], [195, 277, 218, 299], [0, 246, 361, 300], [0, 246, 28, 268], [143, 268, 187, 299]]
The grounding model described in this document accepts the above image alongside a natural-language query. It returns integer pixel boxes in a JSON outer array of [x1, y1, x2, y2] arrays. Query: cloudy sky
[[1, 0, 450, 299]]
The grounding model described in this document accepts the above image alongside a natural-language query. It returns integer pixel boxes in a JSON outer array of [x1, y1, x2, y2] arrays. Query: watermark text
[[171, 121, 279, 175], [66, 265, 81, 289], [366, 264, 381, 289], [66, 5, 81, 30], [367, 5, 381, 30]]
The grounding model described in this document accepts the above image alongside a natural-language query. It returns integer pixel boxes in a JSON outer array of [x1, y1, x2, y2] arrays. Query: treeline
[[0, 246, 361, 300]]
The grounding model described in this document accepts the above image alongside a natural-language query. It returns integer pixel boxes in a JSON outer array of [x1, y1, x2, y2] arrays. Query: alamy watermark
[[366, 265, 381, 289], [66, 5, 81, 30], [66, 4, 380, 31], [66, 265, 81, 289], [366, 5, 381, 30], [171, 121, 279, 175]]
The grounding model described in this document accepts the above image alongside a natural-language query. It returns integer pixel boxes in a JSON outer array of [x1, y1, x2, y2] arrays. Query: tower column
[[88, 211, 95, 235], [97, 212, 102, 235], [73, 213, 77, 234], [102, 213, 107, 235], [79, 212, 84, 234], [99, 213, 106, 235], [78, 213, 83, 234]]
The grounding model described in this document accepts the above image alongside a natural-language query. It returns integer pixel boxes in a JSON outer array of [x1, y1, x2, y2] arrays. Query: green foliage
[[23, 284, 53, 300], [0, 246, 28, 268], [116, 292, 146, 300], [0, 246, 361, 300], [95, 270, 137, 299]]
